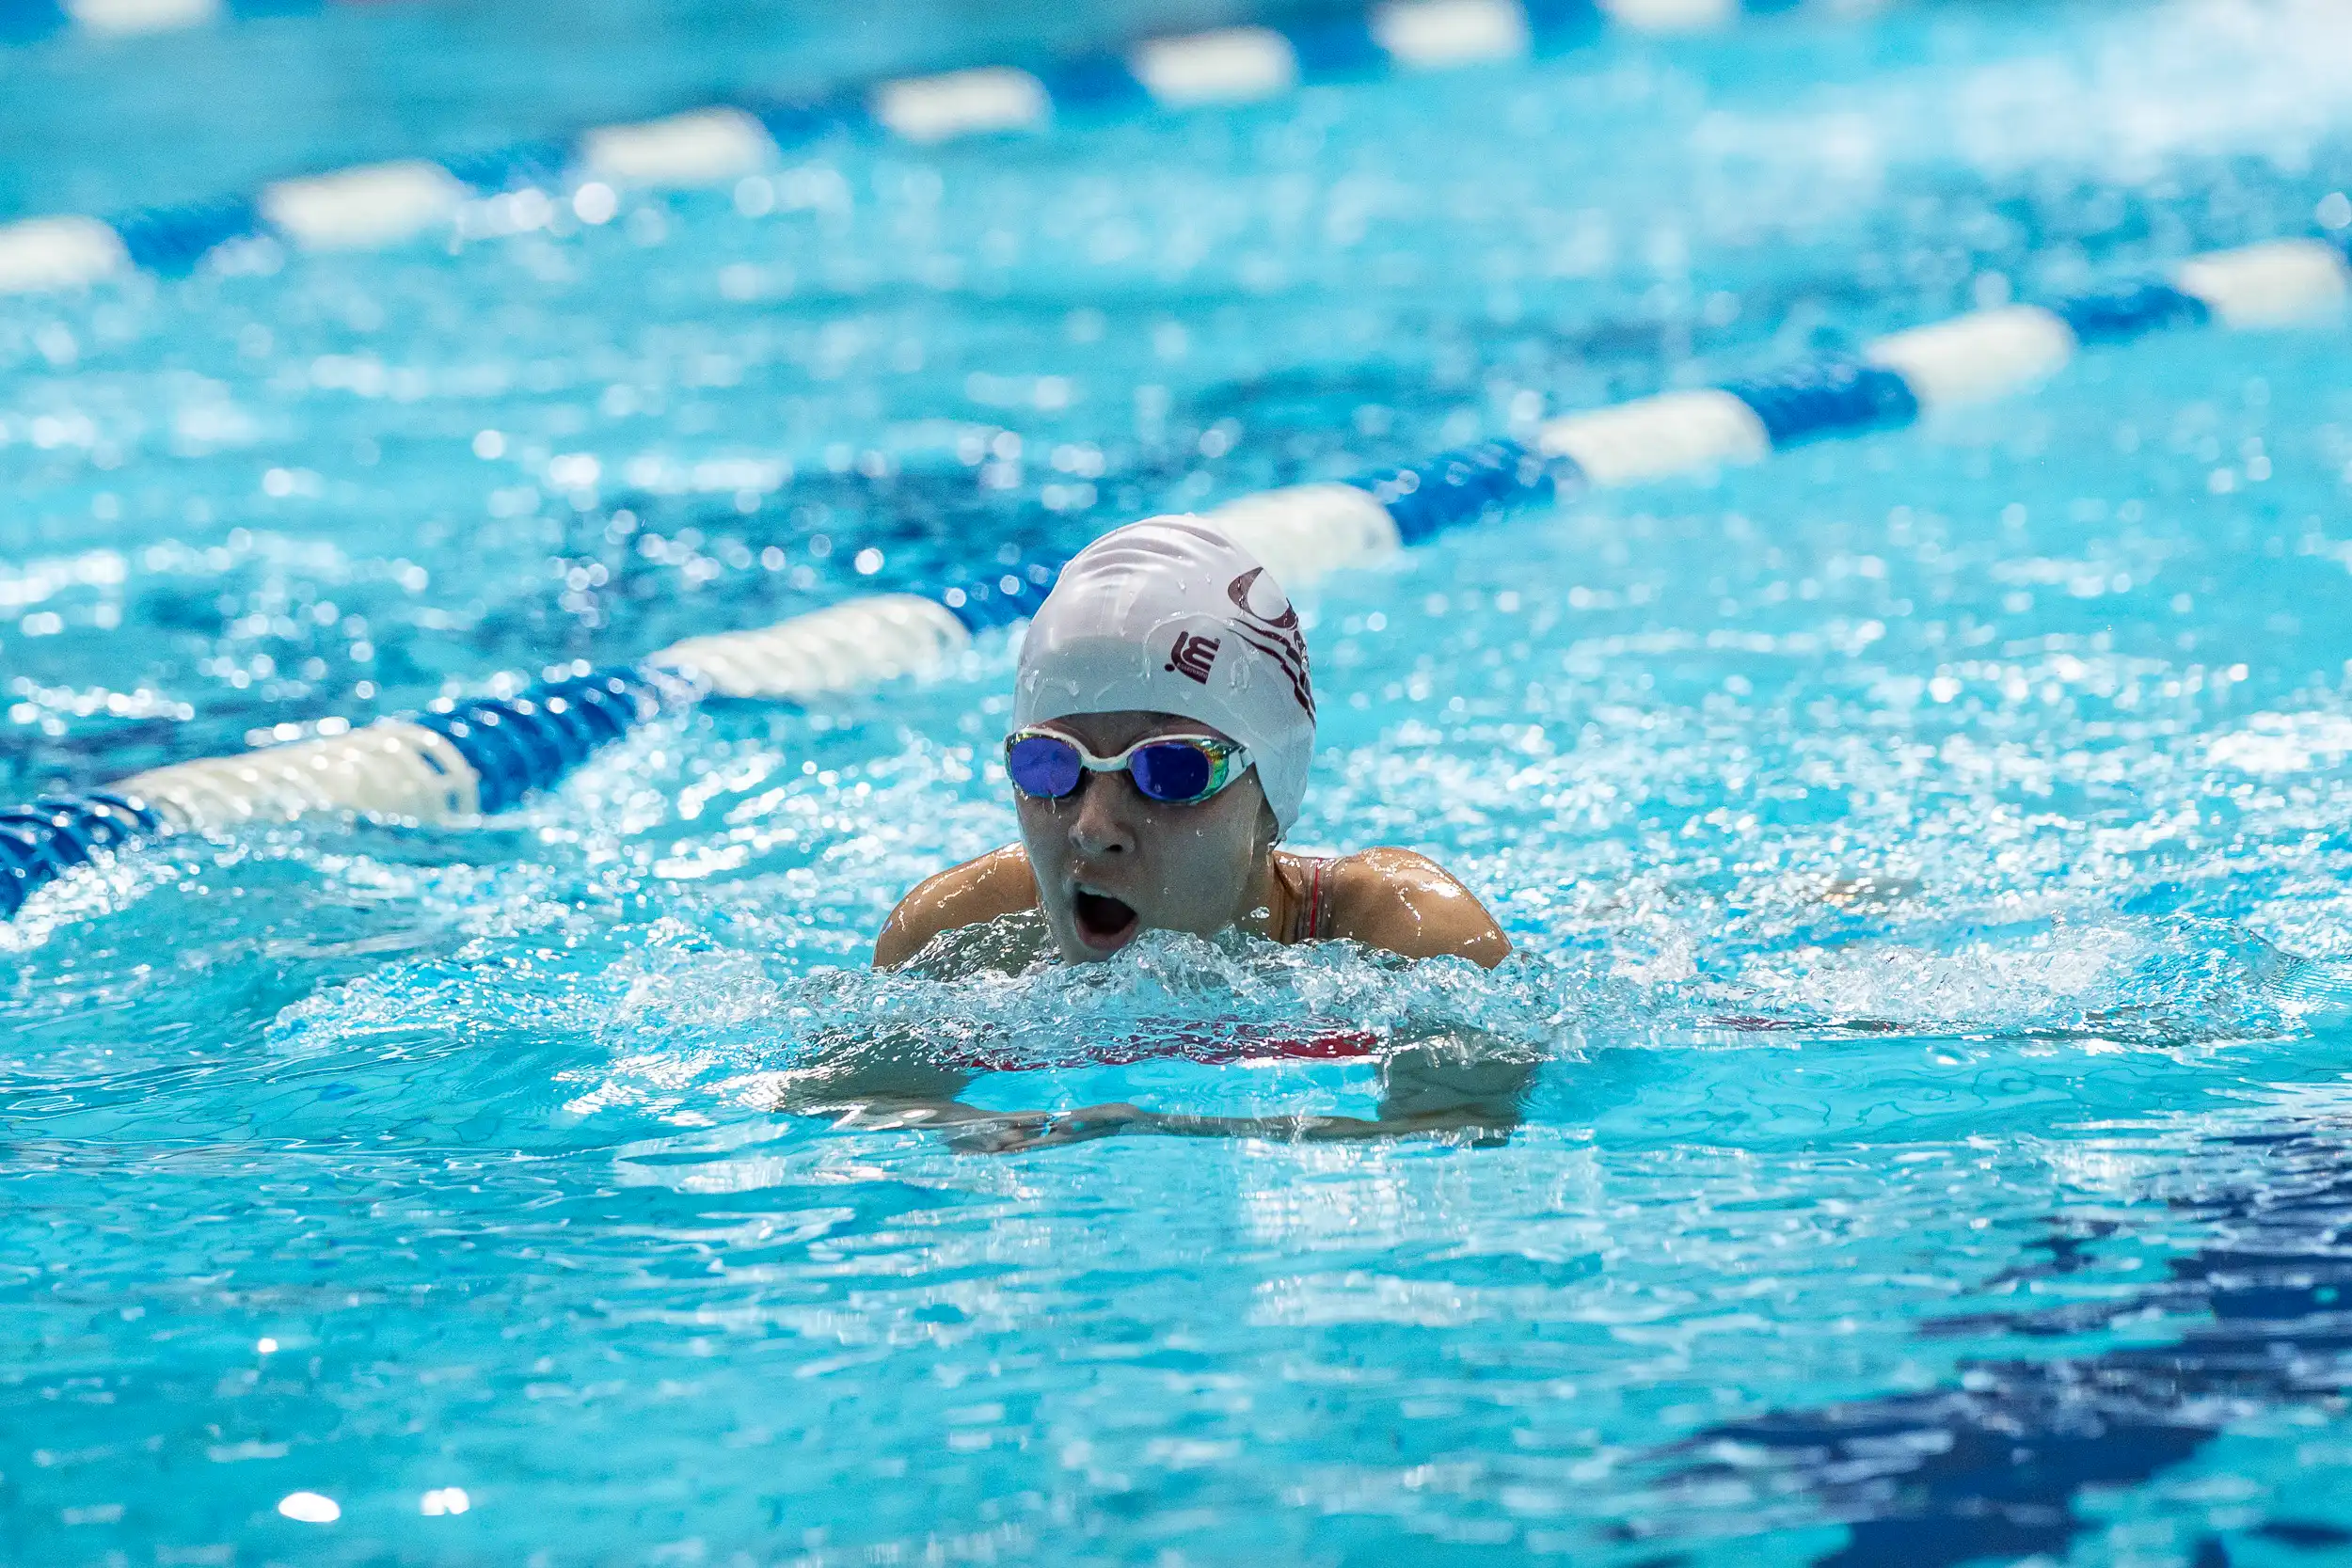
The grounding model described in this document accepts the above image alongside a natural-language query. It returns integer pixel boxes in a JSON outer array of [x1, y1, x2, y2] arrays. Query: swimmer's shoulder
[[1319, 846, 1512, 969], [874, 845, 1041, 970]]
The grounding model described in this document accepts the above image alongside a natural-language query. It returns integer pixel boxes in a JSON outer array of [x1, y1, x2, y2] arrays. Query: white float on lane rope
[[2172, 238, 2352, 328], [649, 594, 974, 702], [577, 108, 778, 188], [1595, 0, 1740, 33], [1537, 389, 1771, 486], [121, 722, 480, 833], [872, 67, 1052, 143], [0, 217, 132, 294], [1864, 305, 2077, 410], [62, 0, 220, 36], [1373, 0, 1533, 68], [1129, 27, 1301, 107], [1206, 483, 1404, 590], [260, 162, 469, 251]]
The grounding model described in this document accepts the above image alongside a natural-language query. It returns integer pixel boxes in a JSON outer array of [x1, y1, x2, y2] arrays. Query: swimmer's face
[[1013, 709, 1274, 963]]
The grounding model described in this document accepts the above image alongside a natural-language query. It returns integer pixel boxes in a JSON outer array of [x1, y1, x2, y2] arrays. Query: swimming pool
[[7, 0, 2352, 1560]]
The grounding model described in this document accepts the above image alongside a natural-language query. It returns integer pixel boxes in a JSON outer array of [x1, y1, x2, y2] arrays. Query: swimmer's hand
[[1139, 1106, 1517, 1147], [946, 1101, 1152, 1155], [953, 1101, 1518, 1153], [786, 1089, 1149, 1152]]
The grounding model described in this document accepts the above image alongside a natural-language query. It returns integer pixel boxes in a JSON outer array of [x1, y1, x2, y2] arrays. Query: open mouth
[[1071, 889, 1140, 952]]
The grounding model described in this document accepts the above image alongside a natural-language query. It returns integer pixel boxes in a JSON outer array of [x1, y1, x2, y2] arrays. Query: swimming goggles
[[1004, 727, 1253, 806]]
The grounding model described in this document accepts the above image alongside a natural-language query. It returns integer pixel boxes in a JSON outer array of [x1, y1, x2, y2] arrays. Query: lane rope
[[2, 0, 1847, 287], [6, 227, 2346, 922]]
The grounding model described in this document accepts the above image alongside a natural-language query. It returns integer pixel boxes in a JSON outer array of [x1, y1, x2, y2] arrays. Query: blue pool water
[[7, 1, 2352, 1562]]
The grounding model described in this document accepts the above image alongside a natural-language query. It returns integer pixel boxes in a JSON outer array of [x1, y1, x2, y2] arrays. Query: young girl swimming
[[791, 515, 1524, 1152], [875, 515, 1510, 972]]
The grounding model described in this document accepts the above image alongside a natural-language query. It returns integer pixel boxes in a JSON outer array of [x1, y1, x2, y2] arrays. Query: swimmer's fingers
[[945, 1113, 1055, 1154], [948, 1103, 1150, 1155], [825, 1104, 941, 1131], [812, 1097, 993, 1132], [1037, 1102, 1150, 1144]]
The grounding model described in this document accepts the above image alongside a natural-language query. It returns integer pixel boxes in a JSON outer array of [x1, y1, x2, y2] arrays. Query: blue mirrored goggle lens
[[1128, 741, 1216, 802], [1006, 735, 1084, 798]]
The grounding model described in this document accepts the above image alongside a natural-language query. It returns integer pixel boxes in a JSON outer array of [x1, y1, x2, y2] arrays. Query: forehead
[[1032, 710, 1236, 751]]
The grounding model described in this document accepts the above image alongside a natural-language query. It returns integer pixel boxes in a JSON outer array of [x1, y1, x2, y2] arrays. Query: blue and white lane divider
[[0, 0, 1535, 44], [3, 230, 2348, 921], [0, 0, 1840, 289]]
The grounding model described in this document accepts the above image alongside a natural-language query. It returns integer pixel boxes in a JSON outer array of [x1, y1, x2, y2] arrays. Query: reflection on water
[[1650, 1097, 2352, 1567]]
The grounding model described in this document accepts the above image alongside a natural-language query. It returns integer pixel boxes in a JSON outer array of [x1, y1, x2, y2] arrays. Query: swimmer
[[784, 517, 1528, 1152], [874, 515, 1511, 972]]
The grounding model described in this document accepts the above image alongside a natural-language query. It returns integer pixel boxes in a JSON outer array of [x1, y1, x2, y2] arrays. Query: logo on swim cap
[[1224, 568, 1314, 721], [1166, 630, 1220, 684], [1227, 566, 1296, 628]]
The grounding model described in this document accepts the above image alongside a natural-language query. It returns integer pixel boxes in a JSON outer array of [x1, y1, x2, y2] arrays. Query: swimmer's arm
[[1137, 1105, 1508, 1145], [1367, 1040, 1533, 1134], [1143, 1039, 1532, 1145], [1327, 847, 1512, 969], [775, 1052, 1078, 1145], [771, 1039, 981, 1129], [781, 1072, 1140, 1148], [872, 845, 1041, 970], [963, 1037, 1534, 1152], [781, 852, 1047, 1138]]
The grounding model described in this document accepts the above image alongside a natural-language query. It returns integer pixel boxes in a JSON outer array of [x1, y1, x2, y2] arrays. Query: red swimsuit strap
[[1291, 853, 1337, 943]]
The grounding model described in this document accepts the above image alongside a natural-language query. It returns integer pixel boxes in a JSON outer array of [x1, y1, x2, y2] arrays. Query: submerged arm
[[954, 1036, 1536, 1154], [1147, 1040, 1532, 1145], [771, 1040, 986, 1130], [789, 1038, 1534, 1155], [779, 863, 1052, 1132]]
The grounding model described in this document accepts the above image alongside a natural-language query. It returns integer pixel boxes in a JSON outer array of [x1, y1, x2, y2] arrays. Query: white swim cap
[[1014, 516, 1316, 835]]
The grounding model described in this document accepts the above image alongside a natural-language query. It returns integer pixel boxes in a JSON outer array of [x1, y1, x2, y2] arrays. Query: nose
[[1069, 773, 1137, 859]]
